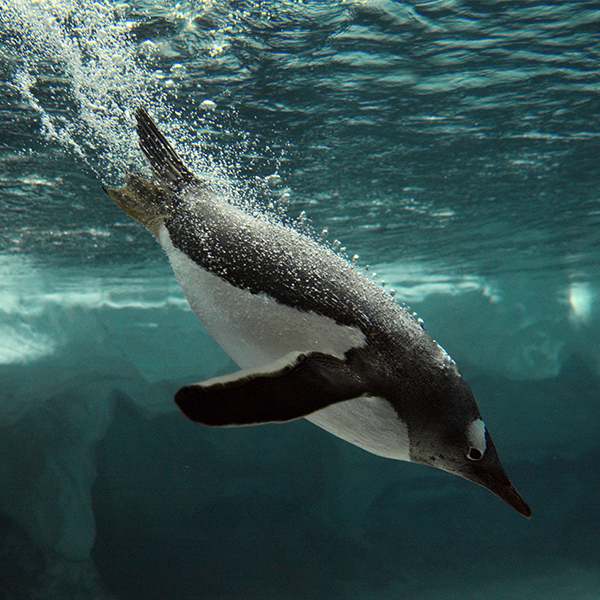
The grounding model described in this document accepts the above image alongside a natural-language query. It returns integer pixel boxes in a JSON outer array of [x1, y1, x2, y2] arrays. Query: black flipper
[[174, 351, 368, 427], [135, 107, 197, 190]]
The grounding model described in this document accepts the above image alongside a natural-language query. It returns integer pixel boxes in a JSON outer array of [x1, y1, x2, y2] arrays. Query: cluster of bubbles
[[0, 0, 419, 324], [262, 166, 412, 311], [282, 205, 423, 326], [315, 226, 396, 297], [0, 0, 159, 178], [0, 0, 270, 210], [263, 169, 398, 300]]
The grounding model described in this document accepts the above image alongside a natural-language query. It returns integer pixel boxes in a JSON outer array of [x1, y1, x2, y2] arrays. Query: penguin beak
[[470, 463, 532, 518], [464, 435, 532, 518]]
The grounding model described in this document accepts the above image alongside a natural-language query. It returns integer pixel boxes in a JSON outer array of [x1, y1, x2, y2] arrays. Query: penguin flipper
[[174, 351, 367, 426]]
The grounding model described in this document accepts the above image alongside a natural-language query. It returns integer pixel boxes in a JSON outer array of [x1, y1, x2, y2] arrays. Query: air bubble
[[200, 99, 216, 111], [112, 53, 125, 67], [170, 63, 186, 77], [352, 254, 360, 264], [389, 288, 396, 297], [265, 173, 281, 186], [320, 228, 328, 238]]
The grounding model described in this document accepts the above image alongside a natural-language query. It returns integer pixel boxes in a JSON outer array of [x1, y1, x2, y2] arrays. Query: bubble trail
[[0, 0, 164, 180]]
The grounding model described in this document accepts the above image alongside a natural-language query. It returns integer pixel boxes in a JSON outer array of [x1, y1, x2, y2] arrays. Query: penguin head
[[405, 373, 531, 518]]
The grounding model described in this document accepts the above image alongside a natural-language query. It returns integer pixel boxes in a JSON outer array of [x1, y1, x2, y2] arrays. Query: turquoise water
[[1, 1, 600, 598]]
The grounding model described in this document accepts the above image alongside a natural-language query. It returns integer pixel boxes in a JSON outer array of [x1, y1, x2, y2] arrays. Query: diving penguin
[[105, 107, 531, 518]]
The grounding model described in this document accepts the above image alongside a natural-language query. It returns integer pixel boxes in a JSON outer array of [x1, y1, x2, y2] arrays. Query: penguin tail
[[103, 174, 172, 236], [135, 107, 197, 191], [104, 108, 204, 234]]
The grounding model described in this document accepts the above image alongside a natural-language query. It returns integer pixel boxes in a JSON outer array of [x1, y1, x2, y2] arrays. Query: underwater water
[[1, 0, 600, 597]]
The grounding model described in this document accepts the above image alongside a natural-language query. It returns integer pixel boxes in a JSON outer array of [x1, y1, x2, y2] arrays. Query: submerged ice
[[2, 225, 600, 599], [1, 253, 599, 569]]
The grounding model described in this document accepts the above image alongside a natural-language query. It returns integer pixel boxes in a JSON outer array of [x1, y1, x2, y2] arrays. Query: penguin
[[105, 107, 531, 518]]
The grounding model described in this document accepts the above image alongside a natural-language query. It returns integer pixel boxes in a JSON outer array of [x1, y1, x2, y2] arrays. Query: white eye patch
[[466, 418, 487, 461]]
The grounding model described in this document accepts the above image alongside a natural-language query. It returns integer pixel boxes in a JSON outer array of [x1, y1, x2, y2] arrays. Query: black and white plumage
[[105, 107, 531, 517]]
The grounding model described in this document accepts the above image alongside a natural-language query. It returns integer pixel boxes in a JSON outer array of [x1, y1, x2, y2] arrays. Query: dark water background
[[1, 1, 600, 598]]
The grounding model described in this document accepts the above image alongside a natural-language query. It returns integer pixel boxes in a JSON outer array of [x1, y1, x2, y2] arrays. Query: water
[[1, 0, 600, 598]]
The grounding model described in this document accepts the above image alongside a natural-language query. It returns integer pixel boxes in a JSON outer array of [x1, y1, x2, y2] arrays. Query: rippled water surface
[[2, 0, 599, 274]]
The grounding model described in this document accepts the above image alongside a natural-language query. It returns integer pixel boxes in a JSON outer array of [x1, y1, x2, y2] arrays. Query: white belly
[[160, 226, 410, 461]]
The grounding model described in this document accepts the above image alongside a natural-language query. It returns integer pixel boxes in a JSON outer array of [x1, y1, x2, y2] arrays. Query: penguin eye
[[467, 446, 484, 461], [465, 418, 487, 461]]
